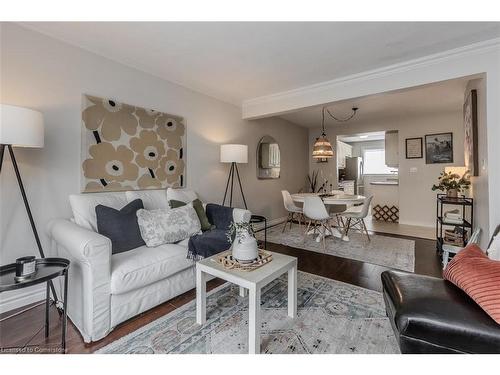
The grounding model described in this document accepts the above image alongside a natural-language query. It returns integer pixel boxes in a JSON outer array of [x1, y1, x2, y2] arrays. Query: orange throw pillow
[[443, 244, 500, 324]]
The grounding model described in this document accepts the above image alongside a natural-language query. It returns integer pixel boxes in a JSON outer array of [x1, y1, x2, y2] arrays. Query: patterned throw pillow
[[136, 205, 201, 247], [443, 244, 500, 324]]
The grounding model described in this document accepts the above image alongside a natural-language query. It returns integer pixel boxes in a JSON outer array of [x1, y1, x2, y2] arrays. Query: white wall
[[0, 23, 308, 311], [309, 111, 465, 228]]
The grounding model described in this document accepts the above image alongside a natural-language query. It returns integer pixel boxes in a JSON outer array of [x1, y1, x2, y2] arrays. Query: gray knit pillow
[[136, 205, 201, 247]]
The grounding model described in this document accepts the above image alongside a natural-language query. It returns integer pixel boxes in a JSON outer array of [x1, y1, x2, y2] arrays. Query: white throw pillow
[[126, 189, 169, 210], [166, 188, 197, 204], [487, 235, 500, 260], [136, 205, 201, 247], [69, 192, 127, 231]]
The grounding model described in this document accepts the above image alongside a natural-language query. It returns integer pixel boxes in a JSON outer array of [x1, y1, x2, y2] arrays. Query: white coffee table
[[196, 251, 298, 354]]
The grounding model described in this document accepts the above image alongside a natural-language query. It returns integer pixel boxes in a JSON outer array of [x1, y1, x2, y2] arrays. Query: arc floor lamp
[[1, 103, 59, 304], [220, 144, 248, 209]]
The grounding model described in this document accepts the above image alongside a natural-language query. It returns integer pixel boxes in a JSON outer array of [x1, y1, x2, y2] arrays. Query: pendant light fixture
[[312, 106, 358, 161], [312, 107, 334, 160]]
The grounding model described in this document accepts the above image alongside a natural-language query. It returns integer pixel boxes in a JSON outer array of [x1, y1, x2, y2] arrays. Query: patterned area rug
[[98, 272, 399, 354], [258, 225, 415, 272]]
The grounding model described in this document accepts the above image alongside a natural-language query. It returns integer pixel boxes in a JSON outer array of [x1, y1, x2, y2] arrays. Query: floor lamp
[[0, 104, 59, 305], [220, 144, 248, 209]]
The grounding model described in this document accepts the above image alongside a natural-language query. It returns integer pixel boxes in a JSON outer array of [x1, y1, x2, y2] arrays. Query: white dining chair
[[281, 190, 303, 232], [302, 196, 332, 251], [339, 195, 373, 242]]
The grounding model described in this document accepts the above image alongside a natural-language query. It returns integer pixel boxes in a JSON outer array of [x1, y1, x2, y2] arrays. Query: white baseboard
[[0, 286, 45, 315]]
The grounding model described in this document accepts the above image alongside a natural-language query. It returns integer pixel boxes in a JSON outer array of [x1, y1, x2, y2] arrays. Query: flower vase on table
[[227, 222, 258, 263]]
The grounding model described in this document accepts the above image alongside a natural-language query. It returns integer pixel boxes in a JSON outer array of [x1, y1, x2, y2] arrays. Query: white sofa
[[47, 188, 251, 343]]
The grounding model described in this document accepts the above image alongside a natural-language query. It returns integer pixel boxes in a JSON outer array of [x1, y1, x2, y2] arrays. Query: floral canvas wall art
[[81, 95, 185, 192]]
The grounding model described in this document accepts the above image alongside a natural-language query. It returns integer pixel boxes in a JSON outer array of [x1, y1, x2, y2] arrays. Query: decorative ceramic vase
[[447, 189, 458, 198], [232, 230, 258, 263]]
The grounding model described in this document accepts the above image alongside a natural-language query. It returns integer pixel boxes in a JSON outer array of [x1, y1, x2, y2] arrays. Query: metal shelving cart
[[436, 193, 473, 261]]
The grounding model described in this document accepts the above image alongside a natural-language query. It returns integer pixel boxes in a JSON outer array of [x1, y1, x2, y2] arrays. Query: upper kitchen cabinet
[[385, 130, 399, 168], [337, 141, 353, 169]]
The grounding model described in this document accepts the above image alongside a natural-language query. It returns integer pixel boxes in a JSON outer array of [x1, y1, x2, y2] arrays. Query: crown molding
[[242, 37, 500, 119]]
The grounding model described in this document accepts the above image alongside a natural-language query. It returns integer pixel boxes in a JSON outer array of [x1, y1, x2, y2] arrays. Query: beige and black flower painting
[[157, 115, 185, 149], [156, 149, 185, 184], [81, 94, 185, 192], [83, 95, 138, 141], [85, 181, 133, 192], [137, 174, 162, 189], [135, 108, 159, 129], [83, 142, 139, 182], [129, 130, 166, 170]]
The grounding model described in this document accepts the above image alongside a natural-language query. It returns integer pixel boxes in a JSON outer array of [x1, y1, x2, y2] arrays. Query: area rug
[[97, 272, 399, 354], [259, 225, 415, 272]]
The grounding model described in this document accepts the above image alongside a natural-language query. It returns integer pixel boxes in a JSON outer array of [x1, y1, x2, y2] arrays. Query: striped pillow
[[443, 244, 500, 324]]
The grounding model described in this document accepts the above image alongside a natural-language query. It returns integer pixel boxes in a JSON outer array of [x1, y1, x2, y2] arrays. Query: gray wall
[[0, 24, 308, 307]]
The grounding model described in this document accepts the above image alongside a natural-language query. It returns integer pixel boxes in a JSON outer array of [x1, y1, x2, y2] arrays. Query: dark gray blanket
[[187, 204, 234, 261]]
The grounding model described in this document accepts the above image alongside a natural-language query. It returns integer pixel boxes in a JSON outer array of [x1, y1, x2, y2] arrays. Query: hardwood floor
[[0, 229, 441, 354]]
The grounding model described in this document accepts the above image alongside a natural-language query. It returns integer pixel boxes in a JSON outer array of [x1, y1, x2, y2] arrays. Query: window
[[363, 149, 398, 175]]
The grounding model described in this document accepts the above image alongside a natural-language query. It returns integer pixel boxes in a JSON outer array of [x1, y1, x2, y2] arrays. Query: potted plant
[[226, 222, 258, 263], [431, 170, 471, 198]]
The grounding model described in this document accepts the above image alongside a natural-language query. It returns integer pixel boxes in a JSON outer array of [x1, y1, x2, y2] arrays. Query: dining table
[[290, 192, 366, 242]]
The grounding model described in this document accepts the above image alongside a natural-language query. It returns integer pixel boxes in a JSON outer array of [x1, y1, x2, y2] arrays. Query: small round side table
[[250, 214, 267, 249], [0, 257, 70, 354]]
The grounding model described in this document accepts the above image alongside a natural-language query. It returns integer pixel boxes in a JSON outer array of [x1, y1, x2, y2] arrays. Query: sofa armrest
[[47, 218, 111, 261], [233, 208, 251, 223], [47, 219, 112, 342]]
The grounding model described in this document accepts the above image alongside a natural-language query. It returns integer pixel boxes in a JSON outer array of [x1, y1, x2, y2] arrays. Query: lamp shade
[[312, 135, 334, 159], [220, 144, 248, 163], [0, 104, 44, 148]]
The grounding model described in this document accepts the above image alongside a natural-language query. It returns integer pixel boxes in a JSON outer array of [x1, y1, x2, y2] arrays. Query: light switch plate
[[410, 167, 418, 173]]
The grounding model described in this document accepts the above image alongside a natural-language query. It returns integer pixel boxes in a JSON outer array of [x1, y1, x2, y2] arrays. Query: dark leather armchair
[[382, 225, 500, 354]]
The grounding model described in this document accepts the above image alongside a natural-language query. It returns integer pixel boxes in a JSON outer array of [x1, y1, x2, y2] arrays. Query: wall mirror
[[257, 135, 280, 179]]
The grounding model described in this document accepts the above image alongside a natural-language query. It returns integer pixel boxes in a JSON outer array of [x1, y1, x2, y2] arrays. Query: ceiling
[[279, 77, 471, 128], [338, 131, 386, 143], [20, 22, 500, 106]]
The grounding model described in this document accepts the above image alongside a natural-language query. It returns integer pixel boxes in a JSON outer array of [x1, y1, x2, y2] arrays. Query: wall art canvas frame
[[81, 94, 186, 192], [464, 89, 479, 176], [425, 132, 453, 164], [405, 137, 423, 159]]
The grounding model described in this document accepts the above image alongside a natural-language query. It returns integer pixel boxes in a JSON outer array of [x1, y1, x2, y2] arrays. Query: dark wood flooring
[[0, 229, 441, 354]]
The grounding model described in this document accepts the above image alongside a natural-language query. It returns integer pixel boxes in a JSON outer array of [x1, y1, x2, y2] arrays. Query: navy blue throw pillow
[[95, 199, 145, 254]]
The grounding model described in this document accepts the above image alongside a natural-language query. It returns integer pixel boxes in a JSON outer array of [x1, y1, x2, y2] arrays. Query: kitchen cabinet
[[385, 130, 399, 167], [337, 141, 352, 169]]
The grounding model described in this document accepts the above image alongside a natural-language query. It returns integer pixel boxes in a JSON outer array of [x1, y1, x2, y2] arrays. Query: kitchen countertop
[[370, 181, 399, 186]]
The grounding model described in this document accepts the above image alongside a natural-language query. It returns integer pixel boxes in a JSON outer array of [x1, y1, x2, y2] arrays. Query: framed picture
[[405, 137, 423, 159], [464, 89, 479, 176], [425, 132, 453, 164]]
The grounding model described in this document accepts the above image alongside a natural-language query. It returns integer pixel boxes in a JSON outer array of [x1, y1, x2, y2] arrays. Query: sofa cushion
[[136, 205, 201, 247], [110, 243, 193, 295], [488, 235, 500, 260], [70, 192, 127, 231], [443, 244, 500, 324], [125, 189, 169, 210], [382, 270, 500, 353], [170, 199, 213, 232], [166, 188, 197, 203], [206, 203, 234, 231], [96, 199, 146, 254]]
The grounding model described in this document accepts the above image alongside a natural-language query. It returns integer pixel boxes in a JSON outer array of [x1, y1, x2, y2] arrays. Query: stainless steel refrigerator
[[344, 157, 364, 195]]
